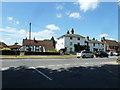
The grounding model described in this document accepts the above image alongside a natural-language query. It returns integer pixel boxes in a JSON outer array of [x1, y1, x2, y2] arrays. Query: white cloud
[[109, 38, 115, 40], [15, 21, 20, 25], [55, 4, 64, 10], [69, 12, 81, 18], [2, 27, 57, 41], [0, 27, 17, 33], [18, 29, 26, 34], [0, 40, 5, 42], [7, 16, 20, 25], [7, 17, 13, 21], [99, 34, 109, 38], [56, 13, 62, 18], [77, 0, 99, 12], [46, 24, 60, 30], [6, 38, 12, 40]]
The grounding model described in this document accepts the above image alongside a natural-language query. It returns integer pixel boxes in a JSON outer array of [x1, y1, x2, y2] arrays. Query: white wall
[[85, 43, 105, 52], [56, 37, 86, 52], [56, 37, 65, 51]]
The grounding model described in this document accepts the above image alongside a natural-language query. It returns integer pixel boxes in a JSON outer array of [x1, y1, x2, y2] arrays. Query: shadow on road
[[1, 64, 120, 88]]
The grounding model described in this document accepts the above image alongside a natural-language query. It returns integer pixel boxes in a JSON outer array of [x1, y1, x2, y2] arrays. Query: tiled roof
[[57, 34, 85, 39], [0, 41, 9, 48], [105, 39, 119, 46], [85, 40, 104, 44], [22, 39, 54, 51], [9, 44, 22, 49]]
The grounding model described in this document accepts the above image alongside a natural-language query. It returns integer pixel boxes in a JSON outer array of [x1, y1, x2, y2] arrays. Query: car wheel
[[91, 55, 94, 58], [82, 55, 85, 58]]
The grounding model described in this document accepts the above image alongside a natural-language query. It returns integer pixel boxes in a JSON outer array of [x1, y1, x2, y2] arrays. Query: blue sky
[[1, 1, 118, 45]]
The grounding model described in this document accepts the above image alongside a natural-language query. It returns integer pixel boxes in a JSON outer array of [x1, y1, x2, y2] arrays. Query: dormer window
[[70, 37, 72, 40]]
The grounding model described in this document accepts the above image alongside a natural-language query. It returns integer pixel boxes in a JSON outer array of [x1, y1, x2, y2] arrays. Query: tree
[[51, 36, 56, 48], [74, 44, 90, 52]]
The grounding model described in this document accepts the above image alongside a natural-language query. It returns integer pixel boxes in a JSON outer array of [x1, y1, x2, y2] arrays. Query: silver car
[[77, 50, 94, 58]]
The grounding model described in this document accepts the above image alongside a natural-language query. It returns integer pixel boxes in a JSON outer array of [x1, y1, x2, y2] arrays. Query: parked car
[[95, 51, 108, 58], [76, 50, 94, 58], [106, 51, 119, 56]]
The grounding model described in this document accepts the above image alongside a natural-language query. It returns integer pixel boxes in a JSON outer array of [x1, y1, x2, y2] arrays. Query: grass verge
[[0, 55, 76, 59]]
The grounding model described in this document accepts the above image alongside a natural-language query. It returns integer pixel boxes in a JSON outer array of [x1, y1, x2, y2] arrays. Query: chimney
[[15, 42, 18, 45], [67, 30, 70, 34], [34, 37, 35, 41], [101, 37, 105, 42], [71, 28, 74, 34], [93, 38, 95, 40], [25, 37, 27, 40], [86, 36, 89, 40]]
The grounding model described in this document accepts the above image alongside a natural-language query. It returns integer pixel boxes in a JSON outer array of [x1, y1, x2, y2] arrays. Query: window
[[78, 38, 80, 40], [78, 43, 80, 45], [93, 43, 95, 46], [70, 42, 72, 46], [70, 37, 72, 40], [70, 48, 72, 52]]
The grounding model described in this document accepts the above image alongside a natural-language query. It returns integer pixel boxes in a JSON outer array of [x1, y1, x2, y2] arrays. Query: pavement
[[1, 56, 120, 88]]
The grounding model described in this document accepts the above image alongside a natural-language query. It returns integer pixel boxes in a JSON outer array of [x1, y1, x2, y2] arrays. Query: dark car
[[95, 51, 108, 58]]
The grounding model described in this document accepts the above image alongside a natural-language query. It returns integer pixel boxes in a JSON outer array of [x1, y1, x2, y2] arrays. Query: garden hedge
[[25, 51, 60, 55], [0, 50, 20, 55]]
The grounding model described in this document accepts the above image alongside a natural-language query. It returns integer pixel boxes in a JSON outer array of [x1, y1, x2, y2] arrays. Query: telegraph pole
[[29, 22, 31, 51]]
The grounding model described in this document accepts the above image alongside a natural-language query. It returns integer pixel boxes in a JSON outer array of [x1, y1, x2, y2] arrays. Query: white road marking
[[28, 66, 52, 80], [64, 64, 71, 66], [34, 68, 52, 80]]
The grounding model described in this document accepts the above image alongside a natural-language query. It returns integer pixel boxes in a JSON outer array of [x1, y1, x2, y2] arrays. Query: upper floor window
[[70, 37, 72, 40], [93, 43, 95, 46], [78, 38, 80, 40], [70, 42, 72, 46]]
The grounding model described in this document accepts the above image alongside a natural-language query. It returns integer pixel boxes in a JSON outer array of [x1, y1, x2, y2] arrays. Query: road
[[1, 56, 120, 88], [1, 56, 118, 70]]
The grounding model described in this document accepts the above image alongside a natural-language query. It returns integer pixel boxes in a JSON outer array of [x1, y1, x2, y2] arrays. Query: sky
[[1, 1, 118, 45]]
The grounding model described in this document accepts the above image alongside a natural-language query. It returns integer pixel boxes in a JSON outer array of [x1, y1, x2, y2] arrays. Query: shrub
[[47, 49, 58, 52], [65, 52, 70, 55], [1, 48, 11, 50], [25, 51, 60, 55]]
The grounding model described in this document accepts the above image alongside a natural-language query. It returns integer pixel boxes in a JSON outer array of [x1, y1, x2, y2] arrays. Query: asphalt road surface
[[1, 56, 118, 70], [1, 56, 120, 88]]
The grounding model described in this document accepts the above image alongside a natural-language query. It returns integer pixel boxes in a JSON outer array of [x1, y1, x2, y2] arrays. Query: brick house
[[9, 42, 22, 51], [101, 37, 120, 52], [0, 41, 9, 49], [21, 38, 54, 52]]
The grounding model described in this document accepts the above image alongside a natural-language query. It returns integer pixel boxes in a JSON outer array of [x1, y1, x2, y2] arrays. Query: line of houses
[[0, 28, 120, 53]]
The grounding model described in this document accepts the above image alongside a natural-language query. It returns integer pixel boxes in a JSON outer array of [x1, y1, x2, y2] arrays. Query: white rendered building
[[56, 29, 106, 52], [85, 36, 106, 52], [56, 29, 86, 52]]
